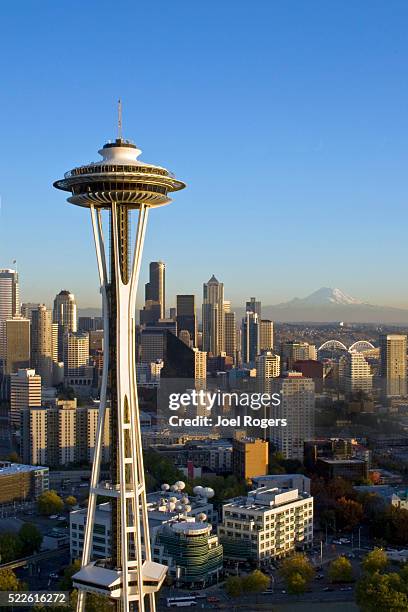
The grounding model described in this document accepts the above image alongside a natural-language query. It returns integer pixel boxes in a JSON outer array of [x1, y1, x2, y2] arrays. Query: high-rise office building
[[224, 311, 237, 364], [53, 290, 77, 362], [379, 333, 407, 397], [256, 351, 281, 392], [246, 297, 261, 318], [140, 262, 166, 325], [176, 295, 196, 346], [271, 372, 315, 460], [63, 331, 90, 376], [202, 275, 225, 356], [21, 303, 41, 320], [242, 311, 260, 365], [31, 305, 53, 386], [0, 269, 19, 363], [193, 348, 207, 385], [339, 351, 373, 395], [260, 319, 274, 352], [4, 317, 30, 375], [10, 368, 41, 428]]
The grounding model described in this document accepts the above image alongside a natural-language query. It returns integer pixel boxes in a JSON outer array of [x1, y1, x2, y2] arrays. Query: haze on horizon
[[1, 1, 408, 309]]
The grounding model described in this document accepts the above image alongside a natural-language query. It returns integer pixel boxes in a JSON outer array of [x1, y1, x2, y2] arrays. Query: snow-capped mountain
[[280, 287, 364, 307], [258, 288, 408, 323]]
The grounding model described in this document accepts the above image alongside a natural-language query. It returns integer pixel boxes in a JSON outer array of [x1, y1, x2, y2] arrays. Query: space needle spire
[[54, 121, 185, 611]]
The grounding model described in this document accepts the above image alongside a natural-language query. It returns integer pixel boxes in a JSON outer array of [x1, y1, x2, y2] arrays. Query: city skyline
[[1, 2, 408, 307]]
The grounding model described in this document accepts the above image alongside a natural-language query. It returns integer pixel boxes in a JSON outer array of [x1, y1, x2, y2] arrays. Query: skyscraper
[[260, 319, 274, 352], [54, 129, 184, 611], [0, 269, 19, 363], [271, 372, 315, 460], [256, 351, 280, 393], [4, 317, 30, 374], [176, 295, 196, 346], [140, 262, 165, 325], [10, 368, 41, 428], [53, 290, 77, 361], [224, 311, 237, 364], [202, 275, 225, 356], [242, 311, 260, 365], [246, 297, 261, 318], [379, 333, 407, 397], [63, 331, 90, 376], [339, 351, 373, 395], [21, 303, 41, 320], [31, 305, 53, 386]]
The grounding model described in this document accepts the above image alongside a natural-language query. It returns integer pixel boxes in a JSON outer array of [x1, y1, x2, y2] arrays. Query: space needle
[[54, 105, 186, 611]]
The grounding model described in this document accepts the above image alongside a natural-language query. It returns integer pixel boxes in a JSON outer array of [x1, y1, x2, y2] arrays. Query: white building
[[256, 351, 280, 392], [339, 351, 373, 395], [271, 372, 315, 460], [0, 269, 19, 363], [219, 484, 313, 564], [10, 368, 41, 428]]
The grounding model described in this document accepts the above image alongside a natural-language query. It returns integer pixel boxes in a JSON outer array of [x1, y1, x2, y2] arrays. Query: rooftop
[[0, 462, 48, 475]]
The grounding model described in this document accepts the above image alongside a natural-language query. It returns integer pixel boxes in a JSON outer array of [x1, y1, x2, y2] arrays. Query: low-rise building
[[218, 484, 313, 564], [316, 457, 368, 482], [70, 487, 222, 588], [232, 437, 268, 480]]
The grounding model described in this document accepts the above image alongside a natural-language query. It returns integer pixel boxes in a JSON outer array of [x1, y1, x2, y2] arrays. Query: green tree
[[287, 571, 307, 594], [18, 523, 43, 556], [225, 575, 243, 597], [243, 570, 269, 594], [37, 490, 64, 515], [328, 556, 353, 583], [0, 533, 21, 563], [64, 496, 77, 508], [362, 548, 388, 574], [0, 568, 21, 591], [280, 553, 314, 590], [356, 571, 408, 612]]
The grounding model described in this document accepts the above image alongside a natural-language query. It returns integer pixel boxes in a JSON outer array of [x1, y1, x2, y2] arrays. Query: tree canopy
[[18, 522, 43, 556], [280, 553, 314, 592], [328, 555, 353, 583], [362, 548, 388, 574], [37, 490, 64, 515]]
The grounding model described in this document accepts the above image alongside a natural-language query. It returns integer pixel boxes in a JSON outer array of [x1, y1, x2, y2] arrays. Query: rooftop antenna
[[117, 98, 122, 140]]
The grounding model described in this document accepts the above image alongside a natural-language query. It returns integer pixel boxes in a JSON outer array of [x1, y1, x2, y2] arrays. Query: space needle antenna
[[118, 98, 122, 139]]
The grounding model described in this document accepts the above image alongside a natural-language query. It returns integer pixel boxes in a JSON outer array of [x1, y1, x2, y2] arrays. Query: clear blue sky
[[1, 0, 408, 310]]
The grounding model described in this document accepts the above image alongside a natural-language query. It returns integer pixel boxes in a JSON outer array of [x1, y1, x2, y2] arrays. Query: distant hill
[[78, 307, 102, 318]]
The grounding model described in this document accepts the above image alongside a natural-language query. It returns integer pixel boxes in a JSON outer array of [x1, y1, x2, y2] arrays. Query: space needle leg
[[77, 205, 109, 612]]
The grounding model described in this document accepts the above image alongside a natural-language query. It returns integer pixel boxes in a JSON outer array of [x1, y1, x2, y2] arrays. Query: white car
[[49, 515, 58, 519]]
